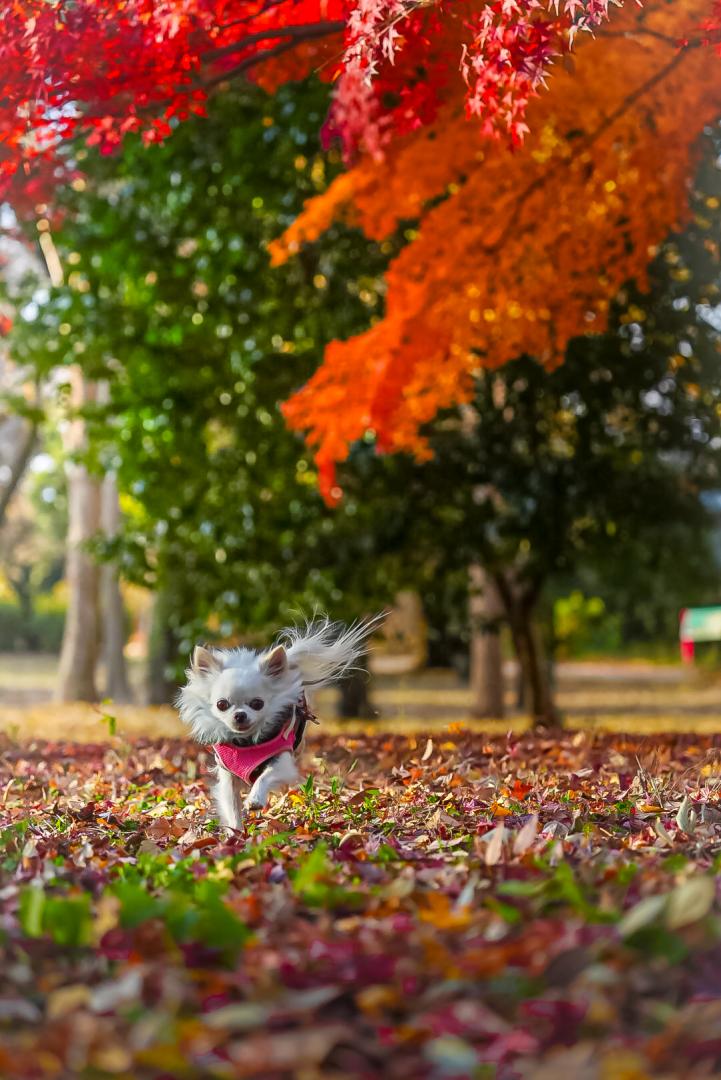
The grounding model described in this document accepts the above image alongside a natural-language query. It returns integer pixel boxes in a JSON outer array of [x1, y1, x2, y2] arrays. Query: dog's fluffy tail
[[279, 614, 385, 688]]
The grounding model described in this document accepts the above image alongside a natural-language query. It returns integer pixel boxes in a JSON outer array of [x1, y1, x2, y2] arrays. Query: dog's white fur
[[176, 616, 380, 829]]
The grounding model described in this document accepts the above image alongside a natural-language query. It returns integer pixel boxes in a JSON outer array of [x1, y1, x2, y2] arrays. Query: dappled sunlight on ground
[[0, 653, 718, 741], [1, 703, 720, 744]]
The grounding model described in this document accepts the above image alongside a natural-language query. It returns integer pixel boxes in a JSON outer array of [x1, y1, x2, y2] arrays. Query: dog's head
[[176, 643, 301, 744]]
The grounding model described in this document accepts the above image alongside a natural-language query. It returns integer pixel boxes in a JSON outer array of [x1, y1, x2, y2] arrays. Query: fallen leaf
[[46, 984, 91, 1020], [618, 894, 667, 938], [676, 795, 697, 835], [513, 814, 539, 855], [666, 876, 715, 929], [485, 823, 506, 866]]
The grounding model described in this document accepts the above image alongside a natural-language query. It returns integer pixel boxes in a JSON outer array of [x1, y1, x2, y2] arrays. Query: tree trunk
[[56, 465, 101, 701], [100, 471, 133, 703], [495, 574, 560, 729], [0, 419, 37, 528], [516, 666, 526, 711], [513, 613, 560, 728], [56, 373, 101, 702], [337, 654, 375, 719], [468, 564, 505, 718], [8, 566, 37, 650], [146, 590, 178, 705]]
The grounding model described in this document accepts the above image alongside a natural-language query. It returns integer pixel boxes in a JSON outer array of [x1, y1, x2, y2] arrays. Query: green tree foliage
[[4, 81, 407, 663]]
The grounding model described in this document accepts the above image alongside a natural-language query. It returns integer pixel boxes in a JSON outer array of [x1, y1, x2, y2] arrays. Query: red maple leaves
[[0, 0, 665, 205], [0, 1, 343, 201]]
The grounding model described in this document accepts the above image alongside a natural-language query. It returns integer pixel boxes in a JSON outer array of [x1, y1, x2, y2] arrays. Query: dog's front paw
[[220, 819, 244, 833], [245, 792, 266, 812]]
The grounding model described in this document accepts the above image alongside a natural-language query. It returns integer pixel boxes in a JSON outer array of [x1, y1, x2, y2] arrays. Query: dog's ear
[[191, 645, 222, 675], [260, 644, 287, 678]]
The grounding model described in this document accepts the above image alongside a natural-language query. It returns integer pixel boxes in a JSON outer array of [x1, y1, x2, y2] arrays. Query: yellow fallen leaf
[[46, 984, 90, 1019], [90, 1045, 133, 1073], [356, 985, 399, 1014], [600, 1049, 651, 1080], [91, 894, 119, 945]]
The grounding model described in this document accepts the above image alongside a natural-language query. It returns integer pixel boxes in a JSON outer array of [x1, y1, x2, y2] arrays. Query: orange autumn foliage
[[270, 0, 721, 495]]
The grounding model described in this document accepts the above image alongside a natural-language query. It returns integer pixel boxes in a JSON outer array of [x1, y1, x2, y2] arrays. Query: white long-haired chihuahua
[[176, 617, 380, 829]]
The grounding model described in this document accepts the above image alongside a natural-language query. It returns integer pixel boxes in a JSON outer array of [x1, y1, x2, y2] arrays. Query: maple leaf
[[271, 0, 721, 495], [0, 0, 646, 200]]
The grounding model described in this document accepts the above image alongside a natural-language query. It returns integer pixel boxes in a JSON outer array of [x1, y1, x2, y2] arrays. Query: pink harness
[[213, 696, 313, 785]]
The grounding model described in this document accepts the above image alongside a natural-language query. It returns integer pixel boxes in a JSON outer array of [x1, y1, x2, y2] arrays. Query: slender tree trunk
[[9, 566, 37, 650], [468, 564, 505, 718], [0, 419, 37, 528], [515, 617, 559, 727], [56, 373, 101, 702], [100, 470, 133, 703], [337, 653, 375, 719], [496, 574, 560, 728], [56, 464, 101, 701]]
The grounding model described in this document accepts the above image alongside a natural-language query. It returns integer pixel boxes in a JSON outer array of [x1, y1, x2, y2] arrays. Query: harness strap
[[213, 693, 316, 784]]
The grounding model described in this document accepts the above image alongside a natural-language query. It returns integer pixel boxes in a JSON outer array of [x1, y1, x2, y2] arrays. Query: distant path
[[0, 653, 703, 709], [0, 652, 717, 742], [549, 660, 690, 683]]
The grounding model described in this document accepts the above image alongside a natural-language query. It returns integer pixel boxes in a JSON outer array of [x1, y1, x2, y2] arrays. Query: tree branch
[[195, 22, 346, 93], [203, 21, 344, 63], [199, 38, 302, 91], [485, 43, 695, 256], [0, 418, 38, 527]]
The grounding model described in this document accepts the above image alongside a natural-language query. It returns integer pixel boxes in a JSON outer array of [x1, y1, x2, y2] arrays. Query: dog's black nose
[[233, 710, 248, 727]]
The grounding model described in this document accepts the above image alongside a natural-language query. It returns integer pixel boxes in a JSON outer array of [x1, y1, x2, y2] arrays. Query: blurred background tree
[[1, 80, 720, 722], [1, 79, 412, 706]]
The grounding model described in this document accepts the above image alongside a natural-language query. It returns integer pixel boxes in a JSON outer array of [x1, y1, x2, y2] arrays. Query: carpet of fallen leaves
[[4, 728, 721, 1079]]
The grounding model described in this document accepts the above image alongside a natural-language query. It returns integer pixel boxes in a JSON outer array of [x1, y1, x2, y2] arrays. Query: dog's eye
[[248, 698, 264, 711], [216, 698, 230, 712]]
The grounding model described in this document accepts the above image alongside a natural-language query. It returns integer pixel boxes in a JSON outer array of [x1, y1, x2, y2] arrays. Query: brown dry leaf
[[229, 1024, 352, 1070], [485, 823, 506, 867], [513, 814, 539, 855]]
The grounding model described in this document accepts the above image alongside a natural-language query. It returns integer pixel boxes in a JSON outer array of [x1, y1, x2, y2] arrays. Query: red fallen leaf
[[522, 998, 586, 1046], [511, 779, 532, 800], [181, 835, 217, 853], [480, 1029, 540, 1064]]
